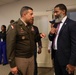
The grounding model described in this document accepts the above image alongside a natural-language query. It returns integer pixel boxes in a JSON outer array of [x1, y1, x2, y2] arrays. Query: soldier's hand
[[40, 33, 46, 38], [11, 67, 18, 74], [38, 48, 42, 54]]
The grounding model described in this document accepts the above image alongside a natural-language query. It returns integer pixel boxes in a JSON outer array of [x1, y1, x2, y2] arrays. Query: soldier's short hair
[[10, 20, 15, 24], [20, 6, 33, 17]]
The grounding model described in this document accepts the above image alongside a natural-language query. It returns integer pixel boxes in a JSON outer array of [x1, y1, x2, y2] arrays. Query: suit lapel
[[59, 18, 69, 36]]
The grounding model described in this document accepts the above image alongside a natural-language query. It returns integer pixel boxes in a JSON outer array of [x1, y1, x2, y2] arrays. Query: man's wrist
[[38, 46, 42, 49]]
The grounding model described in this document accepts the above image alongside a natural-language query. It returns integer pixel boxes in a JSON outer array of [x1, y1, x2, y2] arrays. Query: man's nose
[[54, 13, 57, 16], [32, 15, 34, 18]]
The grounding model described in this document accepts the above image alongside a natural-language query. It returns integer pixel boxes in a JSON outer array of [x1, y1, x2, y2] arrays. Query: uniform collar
[[20, 18, 27, 26]]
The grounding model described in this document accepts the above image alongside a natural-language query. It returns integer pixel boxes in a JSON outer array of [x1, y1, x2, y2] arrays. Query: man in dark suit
[[48, 4, 76, 75]]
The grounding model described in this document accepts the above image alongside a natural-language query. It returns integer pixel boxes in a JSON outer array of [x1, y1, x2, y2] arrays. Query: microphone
[[49, 20, 55, 24]]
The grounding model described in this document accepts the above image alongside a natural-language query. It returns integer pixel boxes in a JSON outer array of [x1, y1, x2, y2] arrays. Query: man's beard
[[55, 14, 64, 23], [26, 19, 34, 25], [26, 21, 33, 25], [26, 22, 31, 25]]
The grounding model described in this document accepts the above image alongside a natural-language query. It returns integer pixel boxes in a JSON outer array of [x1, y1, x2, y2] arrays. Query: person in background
[[48, 22, 56, 75], [48, 4, 76, 75], [0, 25, 8, 65], [7, 6, 45, 75], [33, 25, 42, 75], [48, 41, 52, 53], [10, 20, 15, 24], [31, 19, 42, 75], [7, 20, 15, 31]]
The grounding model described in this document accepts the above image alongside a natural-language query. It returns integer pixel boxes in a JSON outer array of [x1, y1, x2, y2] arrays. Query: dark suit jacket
[[48, 17, 76, 66]]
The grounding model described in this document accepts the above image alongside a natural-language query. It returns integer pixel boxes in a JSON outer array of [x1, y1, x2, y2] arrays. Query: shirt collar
[[61, 16, 67, 23], [20, 18, 27, 26]]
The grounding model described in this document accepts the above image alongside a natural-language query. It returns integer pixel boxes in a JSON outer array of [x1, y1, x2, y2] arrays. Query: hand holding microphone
[[49, 20, 59, 34], [50, 25, 57, 34], [49, 20, 57, 34]]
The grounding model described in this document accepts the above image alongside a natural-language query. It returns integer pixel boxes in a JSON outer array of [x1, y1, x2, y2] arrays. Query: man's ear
[[63, 10, 66, 14], [22, 11, 28, 17]]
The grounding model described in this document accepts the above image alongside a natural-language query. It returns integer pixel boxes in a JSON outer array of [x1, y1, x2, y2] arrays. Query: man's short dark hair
[[20, 6, 33, 17], [2, 25, 6, 29], [10, 20, 15, 24], [54, 4, 67, 14]]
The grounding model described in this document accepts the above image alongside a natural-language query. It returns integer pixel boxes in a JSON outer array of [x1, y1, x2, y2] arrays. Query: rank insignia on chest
[[20, 28, 24, 33], [31, 26, 34, 31], [22, 36, 25, 39]]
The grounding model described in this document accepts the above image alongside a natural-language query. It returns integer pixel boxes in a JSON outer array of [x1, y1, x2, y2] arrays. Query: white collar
[[61, 16, 67, 23]]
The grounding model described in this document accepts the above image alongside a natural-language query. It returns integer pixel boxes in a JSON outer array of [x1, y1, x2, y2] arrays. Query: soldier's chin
[[30, 21, 33, 24], [27, 22, 32, 25]]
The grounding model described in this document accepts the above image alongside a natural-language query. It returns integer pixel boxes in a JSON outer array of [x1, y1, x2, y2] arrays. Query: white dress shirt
[[48, 41, 52, 50], [54, 16, 67, 50]]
